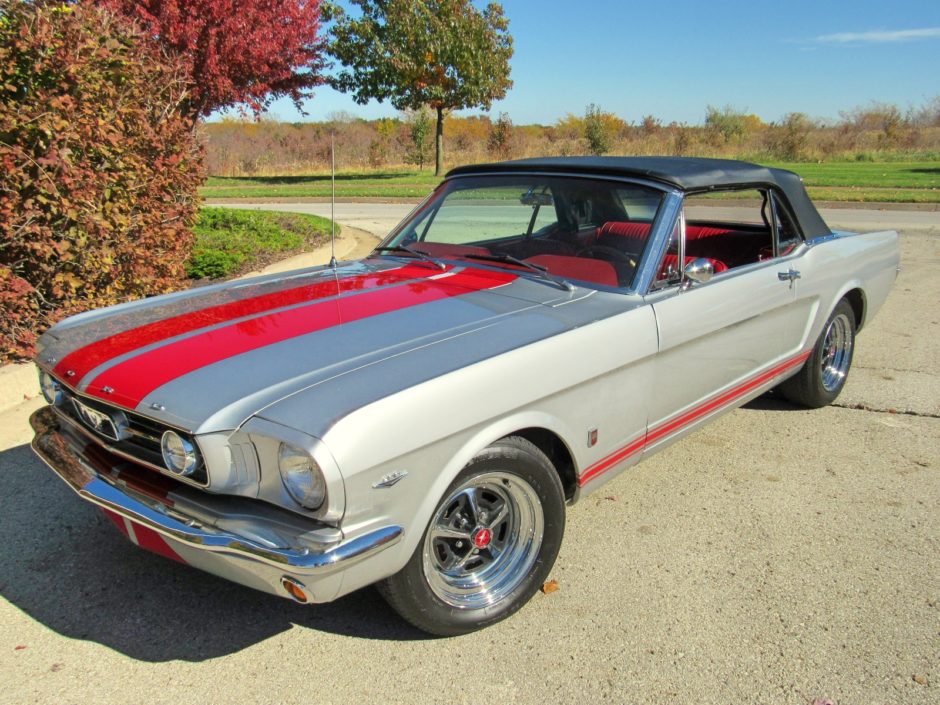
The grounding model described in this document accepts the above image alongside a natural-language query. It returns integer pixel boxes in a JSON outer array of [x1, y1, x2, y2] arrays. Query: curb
[[1, 362, 39, 414]]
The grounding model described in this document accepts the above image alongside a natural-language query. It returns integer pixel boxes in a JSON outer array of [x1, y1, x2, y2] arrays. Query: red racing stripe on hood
[[53, 263, 443, 386], [83, 267, 516, 409]]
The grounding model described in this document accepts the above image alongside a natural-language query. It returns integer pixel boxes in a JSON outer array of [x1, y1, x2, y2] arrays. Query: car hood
[[39, 258, 603, 433]]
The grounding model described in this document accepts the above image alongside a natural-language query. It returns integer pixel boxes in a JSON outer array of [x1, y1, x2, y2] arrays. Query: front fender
[[400, 409, 580, 560]]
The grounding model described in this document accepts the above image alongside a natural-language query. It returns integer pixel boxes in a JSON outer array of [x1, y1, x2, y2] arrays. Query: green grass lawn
[[202, 170, 441, 200], [768, 161, 940, 189], [200, 161, 940, 204], [189, 208, 332, 279]]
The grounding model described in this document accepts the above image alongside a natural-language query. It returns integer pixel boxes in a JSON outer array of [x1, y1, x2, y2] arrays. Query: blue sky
[[249, 0, 940, 125]]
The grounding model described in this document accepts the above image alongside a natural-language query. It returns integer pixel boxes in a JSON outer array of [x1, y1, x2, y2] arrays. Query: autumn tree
[[403, 108, 433, 169], [704, 105, 763, 145], [95, 0, 326, 118], [488, 112, 514, 160], [640, 114, 662, 135], [584, 104, 614, 155], [327, 0, 513, 175], [769, 112, 813, 160]]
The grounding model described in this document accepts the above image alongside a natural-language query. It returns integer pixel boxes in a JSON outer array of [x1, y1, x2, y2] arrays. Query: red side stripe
[[85, 268, 516, 409], [579, 351, 811, 486], [53, 263, 442, 385], [101, 508, 129, 536], [131, 524, 186, 564]]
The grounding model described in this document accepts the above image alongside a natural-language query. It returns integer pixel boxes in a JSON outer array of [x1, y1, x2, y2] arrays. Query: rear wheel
[[779, 298, 856, 408], [378, 436, 565, 636]]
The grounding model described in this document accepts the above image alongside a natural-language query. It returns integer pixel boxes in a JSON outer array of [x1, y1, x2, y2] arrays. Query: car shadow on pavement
[[0, 444, 430, 662], [742, 391, 806, 412]]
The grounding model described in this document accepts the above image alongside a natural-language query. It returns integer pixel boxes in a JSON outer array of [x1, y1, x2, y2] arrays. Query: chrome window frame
[[642, 186, 815, 297]]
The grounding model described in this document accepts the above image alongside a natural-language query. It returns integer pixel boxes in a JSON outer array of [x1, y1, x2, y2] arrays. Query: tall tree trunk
[[435, 106, 444, 176]]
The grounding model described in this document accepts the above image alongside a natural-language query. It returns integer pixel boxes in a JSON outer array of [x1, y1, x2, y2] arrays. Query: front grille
[[54, 387, 208, 486]]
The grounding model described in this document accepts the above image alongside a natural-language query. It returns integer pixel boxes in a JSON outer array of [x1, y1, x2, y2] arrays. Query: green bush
[[188, 208, 332, 279], [0, 1, 204, 363]]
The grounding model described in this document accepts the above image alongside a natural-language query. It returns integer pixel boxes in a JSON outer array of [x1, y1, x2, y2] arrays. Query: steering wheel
[[576, 245, 637, 286]]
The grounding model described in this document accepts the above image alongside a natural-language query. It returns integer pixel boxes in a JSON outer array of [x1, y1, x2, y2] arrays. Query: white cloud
[[814, 27, 940, 44]]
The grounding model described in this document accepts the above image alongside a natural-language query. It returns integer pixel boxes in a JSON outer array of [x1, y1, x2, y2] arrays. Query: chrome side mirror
[[683, 258, 715, 286]]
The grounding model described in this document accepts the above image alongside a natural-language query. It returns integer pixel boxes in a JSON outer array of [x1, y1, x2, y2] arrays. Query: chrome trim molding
[[805, 231, 852, 247], [373, 470, 409, 488]]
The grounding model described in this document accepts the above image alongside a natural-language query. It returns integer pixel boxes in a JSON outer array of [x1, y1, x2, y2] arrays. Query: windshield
[[381, 175, 667, 290]]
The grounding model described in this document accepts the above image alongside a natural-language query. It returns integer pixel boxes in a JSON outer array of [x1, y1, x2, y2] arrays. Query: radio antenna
[[329, 133, 337, 269]]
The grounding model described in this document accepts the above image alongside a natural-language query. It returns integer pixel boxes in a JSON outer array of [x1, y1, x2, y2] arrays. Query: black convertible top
[[447, 156, 831, 239]]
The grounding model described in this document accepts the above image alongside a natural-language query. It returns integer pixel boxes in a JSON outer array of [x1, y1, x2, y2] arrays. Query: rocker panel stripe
[[579, 350, 812, 486]]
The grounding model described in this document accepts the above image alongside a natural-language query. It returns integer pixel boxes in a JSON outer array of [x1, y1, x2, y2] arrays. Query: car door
[[643, 189, 805, 455]]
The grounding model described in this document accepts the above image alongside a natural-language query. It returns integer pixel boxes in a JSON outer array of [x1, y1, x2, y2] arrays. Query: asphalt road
[[1, 207, 937, 705]]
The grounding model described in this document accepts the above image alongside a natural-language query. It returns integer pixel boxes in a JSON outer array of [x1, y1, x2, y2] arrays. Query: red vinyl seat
[[685, 225, 735, 240], [595, 221, 652, 242], [684, 226, 768, 268], [524, 254, 619, 288]]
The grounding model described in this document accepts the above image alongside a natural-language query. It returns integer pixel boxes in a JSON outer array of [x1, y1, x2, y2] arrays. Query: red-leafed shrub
[[0, 0, 204, 363], [0, 266, 39, 361]]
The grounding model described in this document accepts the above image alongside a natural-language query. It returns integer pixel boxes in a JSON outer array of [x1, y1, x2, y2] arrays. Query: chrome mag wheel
[[423, 471, 545, 610], [820, 312, 854, 392]]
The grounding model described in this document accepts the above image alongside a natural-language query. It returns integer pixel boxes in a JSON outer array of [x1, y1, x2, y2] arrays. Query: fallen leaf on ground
[[541, 579, 559, 594], [14, 645, 26, 651], [913, 675, 927, 685]]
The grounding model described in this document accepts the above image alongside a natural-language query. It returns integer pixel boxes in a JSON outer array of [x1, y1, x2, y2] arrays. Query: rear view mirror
[[520, 190, 553, 207]]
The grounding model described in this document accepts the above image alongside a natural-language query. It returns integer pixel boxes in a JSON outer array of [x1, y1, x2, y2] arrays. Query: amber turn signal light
[[281, 576, 309, 603]]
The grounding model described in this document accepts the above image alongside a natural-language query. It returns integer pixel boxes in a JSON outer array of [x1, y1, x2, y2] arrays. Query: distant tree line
[[202, 97, 940, 177]]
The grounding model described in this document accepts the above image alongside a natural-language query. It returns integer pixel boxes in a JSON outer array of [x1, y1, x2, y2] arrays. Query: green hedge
[[188, 208, 333, 279]]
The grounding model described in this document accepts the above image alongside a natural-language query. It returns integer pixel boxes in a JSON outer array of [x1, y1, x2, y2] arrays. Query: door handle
[[778, 269, 801, 282]]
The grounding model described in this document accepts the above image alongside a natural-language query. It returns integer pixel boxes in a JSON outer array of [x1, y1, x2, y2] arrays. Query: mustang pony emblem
[[71, 399, 127, 442]]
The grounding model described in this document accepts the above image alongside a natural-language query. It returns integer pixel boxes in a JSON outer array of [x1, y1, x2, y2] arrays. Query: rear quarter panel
[[791, 230, 900, 351]]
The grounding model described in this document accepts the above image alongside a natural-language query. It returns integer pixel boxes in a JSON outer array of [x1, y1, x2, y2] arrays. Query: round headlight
[[161, 430, 198, 476], [278, 442, 326, 510], [39, 370, 63, 405]]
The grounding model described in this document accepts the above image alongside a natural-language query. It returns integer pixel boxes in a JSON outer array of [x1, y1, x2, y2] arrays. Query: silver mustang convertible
[[31, 157, 899, 635]]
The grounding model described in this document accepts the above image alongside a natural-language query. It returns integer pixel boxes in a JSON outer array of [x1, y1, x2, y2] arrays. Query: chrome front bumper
[[30, 406, 402, 602]]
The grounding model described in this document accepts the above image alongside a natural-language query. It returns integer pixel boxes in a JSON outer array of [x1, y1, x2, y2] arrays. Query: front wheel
[[378, 436, 566, 636], [778, 298, 856, 408]]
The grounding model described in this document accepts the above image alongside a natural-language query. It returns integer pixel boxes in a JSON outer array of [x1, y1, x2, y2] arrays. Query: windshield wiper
[[373, 244, 446, 270], [464, 253, 574, 292]]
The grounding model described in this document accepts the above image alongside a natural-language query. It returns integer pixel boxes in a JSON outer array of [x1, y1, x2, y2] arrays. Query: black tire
[[378, 436, 566, 636], [778, 298, 856, 408]]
